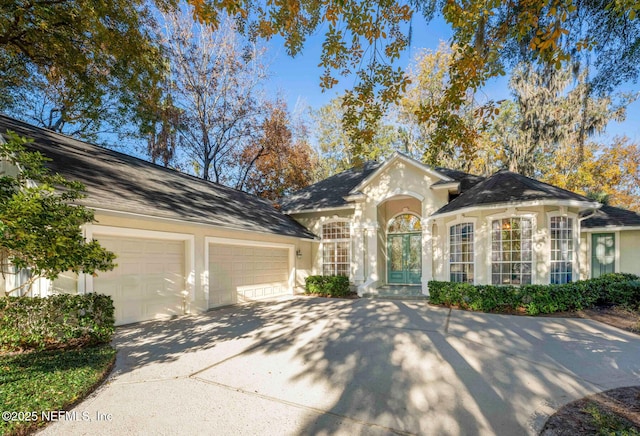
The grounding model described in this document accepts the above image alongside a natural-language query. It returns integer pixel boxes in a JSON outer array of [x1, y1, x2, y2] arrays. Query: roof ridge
[[0, 113, 256, 198], [506, 170, 592, 201]]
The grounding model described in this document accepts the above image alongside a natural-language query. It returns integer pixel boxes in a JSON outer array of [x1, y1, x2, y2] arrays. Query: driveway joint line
[[444, 308, 452, 333], [191, 375, 416, 436], [444, 331, 610, 390], [188, 313, 329, 378], [359, 322, 611, 391], [107, 374, 192, 386]]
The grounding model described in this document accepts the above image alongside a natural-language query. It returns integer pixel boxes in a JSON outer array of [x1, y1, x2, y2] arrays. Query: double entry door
[[387, 233, 422, 285]]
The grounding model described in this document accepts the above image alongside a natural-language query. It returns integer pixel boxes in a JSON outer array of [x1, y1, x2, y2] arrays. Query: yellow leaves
[[325, 5, 339, 25], [541, 138, 640, 212], [320, 72, 339, 90]]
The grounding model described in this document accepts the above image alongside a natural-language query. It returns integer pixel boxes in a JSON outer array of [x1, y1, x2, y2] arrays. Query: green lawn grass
[[0, 345, 116, 435], [583, 402, 640, 436]]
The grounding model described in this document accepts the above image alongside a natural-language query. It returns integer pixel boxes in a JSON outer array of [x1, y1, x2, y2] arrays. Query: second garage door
[[93, 235, 186, 325], [209, 243, 291, 308]]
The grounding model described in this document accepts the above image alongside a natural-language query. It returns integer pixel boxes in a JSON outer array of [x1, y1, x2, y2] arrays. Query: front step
[[361, 285, 429, 301], [361, 293, 429, 301]]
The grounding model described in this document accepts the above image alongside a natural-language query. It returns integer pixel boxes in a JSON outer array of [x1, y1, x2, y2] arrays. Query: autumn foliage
[[239, 101, 317, 202]]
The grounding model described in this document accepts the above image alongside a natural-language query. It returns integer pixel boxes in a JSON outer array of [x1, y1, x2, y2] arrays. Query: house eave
[[90, 206, 319, 240], [283, 204, 356, 215], [430, 182, 460, 192], [581, 225, 640, 232], [429, 200, 602, 221], [343, 193, 366, 202]]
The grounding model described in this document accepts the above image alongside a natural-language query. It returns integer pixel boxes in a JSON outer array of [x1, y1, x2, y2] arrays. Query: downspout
[[577, 204, 602, 280]]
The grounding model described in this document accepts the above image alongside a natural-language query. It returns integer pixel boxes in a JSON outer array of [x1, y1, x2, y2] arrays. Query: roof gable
[[281, 154, 485, 213], [433, 170, 598, 216], [349, 152, 454, 194], [0, 114, 316, 239]]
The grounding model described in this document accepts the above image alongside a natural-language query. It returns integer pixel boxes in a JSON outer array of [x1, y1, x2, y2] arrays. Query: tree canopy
[[0, 0, 167, 138], [186, 0, 640, 152], [1, 0, 639, 188], [0, 132, 115, 296], [239, 100, 317, 201]]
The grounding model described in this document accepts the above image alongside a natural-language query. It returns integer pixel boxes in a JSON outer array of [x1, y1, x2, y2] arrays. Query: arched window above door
[[388, 214, 421, 233]]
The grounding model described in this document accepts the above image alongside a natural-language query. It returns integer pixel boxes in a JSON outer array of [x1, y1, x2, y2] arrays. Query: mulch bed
[[541, 386, 640, 435]]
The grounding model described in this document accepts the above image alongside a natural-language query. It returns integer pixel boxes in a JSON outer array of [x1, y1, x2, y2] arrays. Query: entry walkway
[[39, 297, 640, 436]]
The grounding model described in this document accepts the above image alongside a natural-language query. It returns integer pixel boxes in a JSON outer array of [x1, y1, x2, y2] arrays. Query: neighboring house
[[1, 115, 639, 325]]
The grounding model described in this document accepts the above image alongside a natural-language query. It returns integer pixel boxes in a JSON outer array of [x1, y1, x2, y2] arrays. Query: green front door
[[387, 233, 422, 284]]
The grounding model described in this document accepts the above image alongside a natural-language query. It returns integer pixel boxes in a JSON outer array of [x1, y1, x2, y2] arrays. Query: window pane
[[389, 214, 422, 233], [322, 222, 350, 277], [550, 216, 573, 284], [450, 223, 474, 283], [491, 217, 532, 286]]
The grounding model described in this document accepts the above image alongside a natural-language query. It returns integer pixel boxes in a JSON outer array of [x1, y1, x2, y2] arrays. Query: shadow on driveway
[[78, 298, 640, 435]]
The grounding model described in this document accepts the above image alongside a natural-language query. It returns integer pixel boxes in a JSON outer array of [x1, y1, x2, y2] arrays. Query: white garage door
[[209, 244, 291, 308], [93, 236, 185, 325]]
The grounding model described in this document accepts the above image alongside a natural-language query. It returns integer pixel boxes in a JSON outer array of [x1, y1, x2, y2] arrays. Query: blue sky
[[265, 15, 640, 143]]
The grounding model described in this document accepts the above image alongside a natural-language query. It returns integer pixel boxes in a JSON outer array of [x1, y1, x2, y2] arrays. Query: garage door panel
[[94, 235, 185, 325], [209, 243, 291, 309]]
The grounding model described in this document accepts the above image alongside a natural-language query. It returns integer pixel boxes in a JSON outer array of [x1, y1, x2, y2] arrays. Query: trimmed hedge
[[429, 273, 640, 315], [0, 293, 115, 351], [305, 275, 351, 297]]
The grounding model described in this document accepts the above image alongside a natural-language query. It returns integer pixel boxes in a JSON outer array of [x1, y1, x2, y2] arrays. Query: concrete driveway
[[39, 297, 640, 435]]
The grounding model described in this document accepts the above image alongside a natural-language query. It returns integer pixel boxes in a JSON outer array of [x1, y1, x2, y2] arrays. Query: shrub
[[0, 293, 115, 351], [428, 272, 640, 316], [305, 275, 351, 297], [521, 284, 568, 315], [604, 280, 640, 309], [592, 273, 640, 307]]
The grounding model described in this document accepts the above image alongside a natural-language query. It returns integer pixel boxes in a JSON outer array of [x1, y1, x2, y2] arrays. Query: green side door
[[591, 233, 615, 278]]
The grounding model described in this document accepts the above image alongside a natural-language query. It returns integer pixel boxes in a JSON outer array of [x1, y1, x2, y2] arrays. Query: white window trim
[[547, 211, 579, 284], [320, 219, 352, 279], [485, 211, 538, 285], [446, 217, 478, 285], [84, 224, 195, 301], [204, 237, 296, 306]]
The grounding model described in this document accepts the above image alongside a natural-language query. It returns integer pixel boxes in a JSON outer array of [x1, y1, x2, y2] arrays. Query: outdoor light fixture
[[296, 249, 302, 259]]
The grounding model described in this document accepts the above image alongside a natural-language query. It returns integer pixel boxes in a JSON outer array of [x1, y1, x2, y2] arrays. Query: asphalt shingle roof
[[281, 159, 485, 212], [0, 115, 316, 239], [280, 161, 383, 212], [433, 170, 594, 216], [581, 204, 640, 228], [434, 167, 486, 192]]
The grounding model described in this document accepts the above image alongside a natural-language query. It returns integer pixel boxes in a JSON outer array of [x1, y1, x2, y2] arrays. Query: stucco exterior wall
[[431, 205, 582, 285], [359, 159, 449, 223], [285, 209, 352, 279], [579, 233, 589, 280], [619, 230, 640, 275], [578, 229, 640, 279], [47, 210, 314, 315], [288, 157, 455, 293]]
